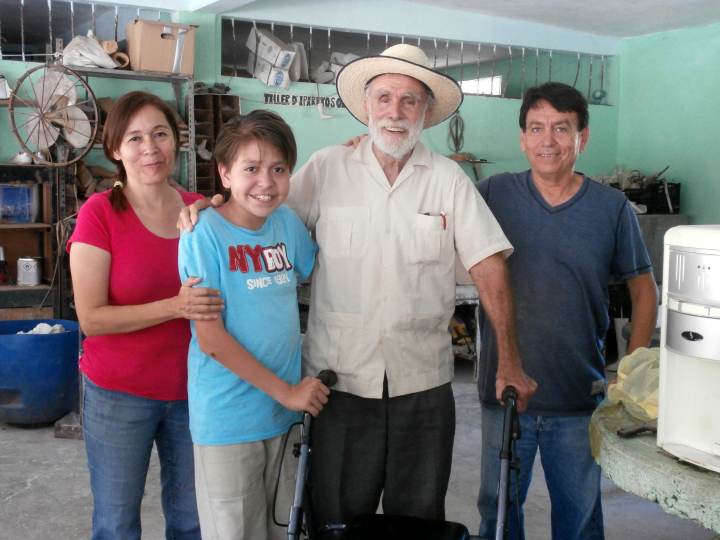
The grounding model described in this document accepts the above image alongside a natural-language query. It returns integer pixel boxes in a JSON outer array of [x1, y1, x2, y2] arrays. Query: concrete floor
[[0, 360, 717, 540]]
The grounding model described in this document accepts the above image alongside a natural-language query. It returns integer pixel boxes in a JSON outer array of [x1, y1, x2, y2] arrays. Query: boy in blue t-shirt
[[179, 110, 330, 540]]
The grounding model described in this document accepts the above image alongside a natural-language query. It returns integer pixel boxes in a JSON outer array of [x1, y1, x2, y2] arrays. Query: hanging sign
[[263, 93, 346, 109]]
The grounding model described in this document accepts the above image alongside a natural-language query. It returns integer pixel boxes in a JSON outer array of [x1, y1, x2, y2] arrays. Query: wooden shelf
[[0, 223, 52, 229], [0, 284, 53, 309]]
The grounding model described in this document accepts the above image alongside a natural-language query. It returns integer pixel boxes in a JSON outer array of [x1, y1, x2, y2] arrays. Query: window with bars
[[221, 18, 611, 104], [0, 0, 612, 105], [0, 0, 172, 63]]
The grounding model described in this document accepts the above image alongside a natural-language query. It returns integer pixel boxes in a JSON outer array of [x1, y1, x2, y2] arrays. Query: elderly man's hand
[[177, 194, 225, 232], [495, 363, 537, 413]]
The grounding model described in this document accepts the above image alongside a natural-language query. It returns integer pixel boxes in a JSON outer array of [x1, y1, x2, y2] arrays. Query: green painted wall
[[218, 77, 617, 181], [0, 8, 617, 194], [617, 23, 720, 225]]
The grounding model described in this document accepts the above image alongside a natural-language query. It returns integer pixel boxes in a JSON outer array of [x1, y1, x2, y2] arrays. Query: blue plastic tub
[[0, 319, 81, 424]]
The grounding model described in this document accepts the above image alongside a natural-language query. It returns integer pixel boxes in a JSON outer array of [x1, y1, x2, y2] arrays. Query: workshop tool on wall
[[446, 111, 490, 182], [448, 112, 464, 156]]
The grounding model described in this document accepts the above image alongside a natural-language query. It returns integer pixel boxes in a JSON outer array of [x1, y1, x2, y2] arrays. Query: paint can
[[17, 257, 42, 286]]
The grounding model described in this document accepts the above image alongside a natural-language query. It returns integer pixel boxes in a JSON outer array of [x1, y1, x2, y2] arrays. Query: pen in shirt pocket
[[423, 210, 446, 230]]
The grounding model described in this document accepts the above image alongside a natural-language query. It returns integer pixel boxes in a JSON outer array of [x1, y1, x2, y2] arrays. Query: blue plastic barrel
[[0, 319, 81, 425]]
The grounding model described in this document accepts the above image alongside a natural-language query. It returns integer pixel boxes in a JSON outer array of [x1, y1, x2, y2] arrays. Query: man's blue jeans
[[82, 375, 200, 540], [477, 405, 604, 540]]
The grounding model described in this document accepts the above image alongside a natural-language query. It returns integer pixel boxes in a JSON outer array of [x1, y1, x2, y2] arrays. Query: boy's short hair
[[214, 110, 297, 172]]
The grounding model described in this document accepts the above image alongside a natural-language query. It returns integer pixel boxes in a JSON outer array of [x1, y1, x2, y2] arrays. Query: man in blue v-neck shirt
[[475, 82, 658, 540]]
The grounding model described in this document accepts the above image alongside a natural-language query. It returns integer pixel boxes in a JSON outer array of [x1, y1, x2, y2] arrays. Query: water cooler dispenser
[[657, 225, 720, 473]]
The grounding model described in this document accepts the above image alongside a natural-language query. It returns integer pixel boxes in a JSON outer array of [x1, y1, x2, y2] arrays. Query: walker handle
[[317, 370, 338, 388], [502, 385, 518, 404]]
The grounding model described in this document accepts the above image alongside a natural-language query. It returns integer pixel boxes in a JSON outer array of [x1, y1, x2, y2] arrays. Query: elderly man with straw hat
[[180, 43, 536, 526], [291, 44, 536, 527]]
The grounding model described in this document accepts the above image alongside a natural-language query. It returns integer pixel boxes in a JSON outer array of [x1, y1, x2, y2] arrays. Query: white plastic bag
[[63, 32, 116, 69], [607, 347, 660, 422]]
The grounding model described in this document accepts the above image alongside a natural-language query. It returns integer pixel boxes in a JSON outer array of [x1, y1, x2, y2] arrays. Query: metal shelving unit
[[69, 66, 197, 191]]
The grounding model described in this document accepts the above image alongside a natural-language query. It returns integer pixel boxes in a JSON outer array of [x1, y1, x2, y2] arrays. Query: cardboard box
[[125, 20, 197, 75], [247, 52, 291, 90], [246, 27, 295, 69]]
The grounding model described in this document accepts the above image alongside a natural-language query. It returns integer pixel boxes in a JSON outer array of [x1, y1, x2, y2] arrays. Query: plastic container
[[0, 183, 39, 223], [0, 319, 81, 425], [623, 182, 681, 214]]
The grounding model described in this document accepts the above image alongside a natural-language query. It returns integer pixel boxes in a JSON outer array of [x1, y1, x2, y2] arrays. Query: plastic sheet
[[607, 347, 659, 422]]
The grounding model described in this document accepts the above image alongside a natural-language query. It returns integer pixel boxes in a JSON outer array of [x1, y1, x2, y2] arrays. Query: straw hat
[[336, 44, 463, 128]]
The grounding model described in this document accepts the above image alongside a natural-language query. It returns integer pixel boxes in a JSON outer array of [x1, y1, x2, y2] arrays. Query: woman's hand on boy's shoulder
[[174, 276, 224, 320], [177, 194, 225, 233]]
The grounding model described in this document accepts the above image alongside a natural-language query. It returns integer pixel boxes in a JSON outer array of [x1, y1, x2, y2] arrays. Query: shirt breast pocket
[[406, 213, 446, 265], [318, 206, 369, 259]]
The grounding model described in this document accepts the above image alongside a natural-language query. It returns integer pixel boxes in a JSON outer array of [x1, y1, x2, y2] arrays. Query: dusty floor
[[0, 360, 717, 540]]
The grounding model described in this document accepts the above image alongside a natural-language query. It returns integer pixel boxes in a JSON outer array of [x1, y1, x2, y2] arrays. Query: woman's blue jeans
[[82, 374, 200, 540], [477, 405, 604, 540]]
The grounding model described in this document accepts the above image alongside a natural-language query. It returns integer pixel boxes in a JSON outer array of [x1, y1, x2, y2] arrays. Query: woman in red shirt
[[68, 91, 223, 540]]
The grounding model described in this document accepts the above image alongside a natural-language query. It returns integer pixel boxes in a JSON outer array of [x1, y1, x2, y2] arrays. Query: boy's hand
[[174, 276, 224, 320], [177, 194, 225, 232], [280, 376, 330, 417], [343, 134, 367, 148]]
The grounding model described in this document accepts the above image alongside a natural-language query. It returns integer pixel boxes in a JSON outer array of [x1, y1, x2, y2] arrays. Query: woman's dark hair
[[519, 82, 589, 132], [214, 110, 297, 174], [103, 91, 180, 211]]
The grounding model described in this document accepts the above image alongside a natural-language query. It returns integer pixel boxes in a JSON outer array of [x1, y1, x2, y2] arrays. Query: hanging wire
[[588, 54, 594, 99], [445, 40, 449, 75], [231, 19, 237, 76], [308, 26, 313, 72], [459, 42, 464, 87], [114, 6, 119, 43], [476, 43, 482, 96], [520, 47, 526, 97], [502, 46, 512, 98], [600, 55, 606, 103], [252, 20, 259, 74], [535, 48, 539, 87], [573, 53, 581, 88], [91, 3, 96, 37], [47, 0, 52, 54], [20, 0, 26, 61], [327, 28, 331, 63], [490, 45, 497, 92], [70, 2, 75, 38], [548, 50, 553, 82]]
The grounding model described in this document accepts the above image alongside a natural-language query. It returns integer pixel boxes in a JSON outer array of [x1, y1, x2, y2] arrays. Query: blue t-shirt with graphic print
[[476, 171, 652, 414], [179, 204, 317, 445]]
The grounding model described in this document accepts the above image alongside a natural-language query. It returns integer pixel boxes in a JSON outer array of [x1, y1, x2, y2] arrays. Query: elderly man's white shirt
[[288, 137, 512, 398]]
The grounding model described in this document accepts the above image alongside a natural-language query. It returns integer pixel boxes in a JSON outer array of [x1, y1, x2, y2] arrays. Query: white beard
[[368, 116, 424, 161]]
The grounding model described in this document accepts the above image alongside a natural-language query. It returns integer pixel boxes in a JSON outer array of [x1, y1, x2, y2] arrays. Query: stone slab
[[591, 400, 720, 533]]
